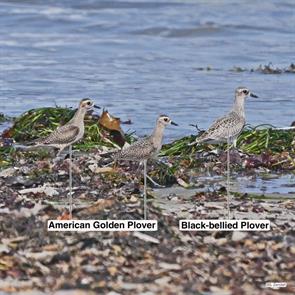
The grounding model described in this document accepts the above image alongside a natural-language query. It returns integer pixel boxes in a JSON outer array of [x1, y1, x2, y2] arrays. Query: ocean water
[[0, 0, 294, 141]]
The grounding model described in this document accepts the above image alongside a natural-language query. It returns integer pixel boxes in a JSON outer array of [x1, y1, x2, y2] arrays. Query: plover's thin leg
[[233, 138, 237, 149], [146, 175, 165, 188], [69, 144, 73, 219], [226, 132, 231, 220], [232, 138, 244, 154], [53, 147, 65, 166], [139, 161, 164, 187], [143, 159, 147, 220], [56, 146, 65, 158], [136, 161, 143, 177]]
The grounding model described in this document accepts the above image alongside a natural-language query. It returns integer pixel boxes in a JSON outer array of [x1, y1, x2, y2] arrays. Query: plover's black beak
[[250, 93, 258, 98], [171, 121, 178, 126], [93, 105, 101, 109]]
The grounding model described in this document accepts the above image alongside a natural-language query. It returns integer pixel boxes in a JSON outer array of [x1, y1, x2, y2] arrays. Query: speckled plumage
[[114, 114, 176, 163], [197, 111, 245, 144], [113, 136, 157, 162], [32, 98, 96, 220], [33, 98, 94, 155], [35, 125, 80, 148], [111, 115, 177, 220], [192, 87, 257, 146], [192, 87, 258, 219]]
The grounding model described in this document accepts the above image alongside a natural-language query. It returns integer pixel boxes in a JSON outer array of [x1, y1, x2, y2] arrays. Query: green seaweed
[[1, 106, 295, 171], [0, 113, 13, 123], [0, 146, 15, 168], [161, 125, 294, 157], [8, 107, 133, 148], [10, 107, 76, 142], [0, 107, 134, 167], [237, 125, 294, 154]]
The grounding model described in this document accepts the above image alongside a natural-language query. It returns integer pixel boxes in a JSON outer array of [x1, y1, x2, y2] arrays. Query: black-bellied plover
[[113, 115, 178, 219], [33, 98, 100, 218], [190, 87, 258, 218]]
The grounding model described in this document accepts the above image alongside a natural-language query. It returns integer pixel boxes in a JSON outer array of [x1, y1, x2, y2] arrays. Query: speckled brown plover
[[114, 114, 178, 219], [33, 98, 100, 218]]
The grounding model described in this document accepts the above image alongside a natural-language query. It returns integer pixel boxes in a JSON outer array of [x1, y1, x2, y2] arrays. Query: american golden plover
[[33, 98, 100, 218], [113, 114, 178, 219]]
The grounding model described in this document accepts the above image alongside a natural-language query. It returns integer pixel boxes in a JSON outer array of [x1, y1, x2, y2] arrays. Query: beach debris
[[18, 185, 58, 197], [0, 106, 294, 293], [98, 110, 126, 147], [0, 138, 14, 147], [232, 231, 248, 242], [133, 232, 160, 244], [0, 167, 17, 178], [176, 177, 190, 188], [0, 152, 294, 294], [195, 63, 295, 74]]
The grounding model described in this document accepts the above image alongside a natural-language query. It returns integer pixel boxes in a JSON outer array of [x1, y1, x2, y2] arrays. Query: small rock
[[155, 276, 171, 285], [19, 185, 58, 197], [88, 163, 98, 172], [204, 202, 224, 209], [94, 167, 114, 173], [0, 167, 17, 178], [129, 195, 138, 203], [203, 236, 216, 244], [232, 231, 248, 242], [0, 244, 10, 254], [216, 238, 227, 246], [158, 262, 181, 270], [133, 232, 159, 244], [176, 178, 190, 188]]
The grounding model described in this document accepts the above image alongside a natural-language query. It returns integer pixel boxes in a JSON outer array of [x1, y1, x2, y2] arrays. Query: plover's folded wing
[[198, 112, 245, 142], [35, 125, 80, 146], [114, 137, 156, 161], [188, 112, 245, 147]]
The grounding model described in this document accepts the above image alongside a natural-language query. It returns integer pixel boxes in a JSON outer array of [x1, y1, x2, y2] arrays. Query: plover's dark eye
[[164, 118, 169, 122], [87, 101, 91, 105], [243, 90, 249, 95]]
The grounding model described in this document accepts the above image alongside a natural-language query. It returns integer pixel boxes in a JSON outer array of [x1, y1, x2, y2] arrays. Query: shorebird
[[190, 87, 258, 218], [33, 98, 100, 218], [113, 115, 178, 219], [33, 98, 98, 157]]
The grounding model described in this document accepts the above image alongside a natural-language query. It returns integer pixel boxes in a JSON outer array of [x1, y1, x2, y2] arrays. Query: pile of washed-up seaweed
[[196, 62, 295, 74], [0, 107, 134, 168], [160, 124, 295, 181], [1, 107, 295, 173]]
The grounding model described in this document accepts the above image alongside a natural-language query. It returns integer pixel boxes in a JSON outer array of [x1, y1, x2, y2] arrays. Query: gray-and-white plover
[[191, 87, 258, 218], [34, 98, 100, 218], [114, 114, 178, 219]]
